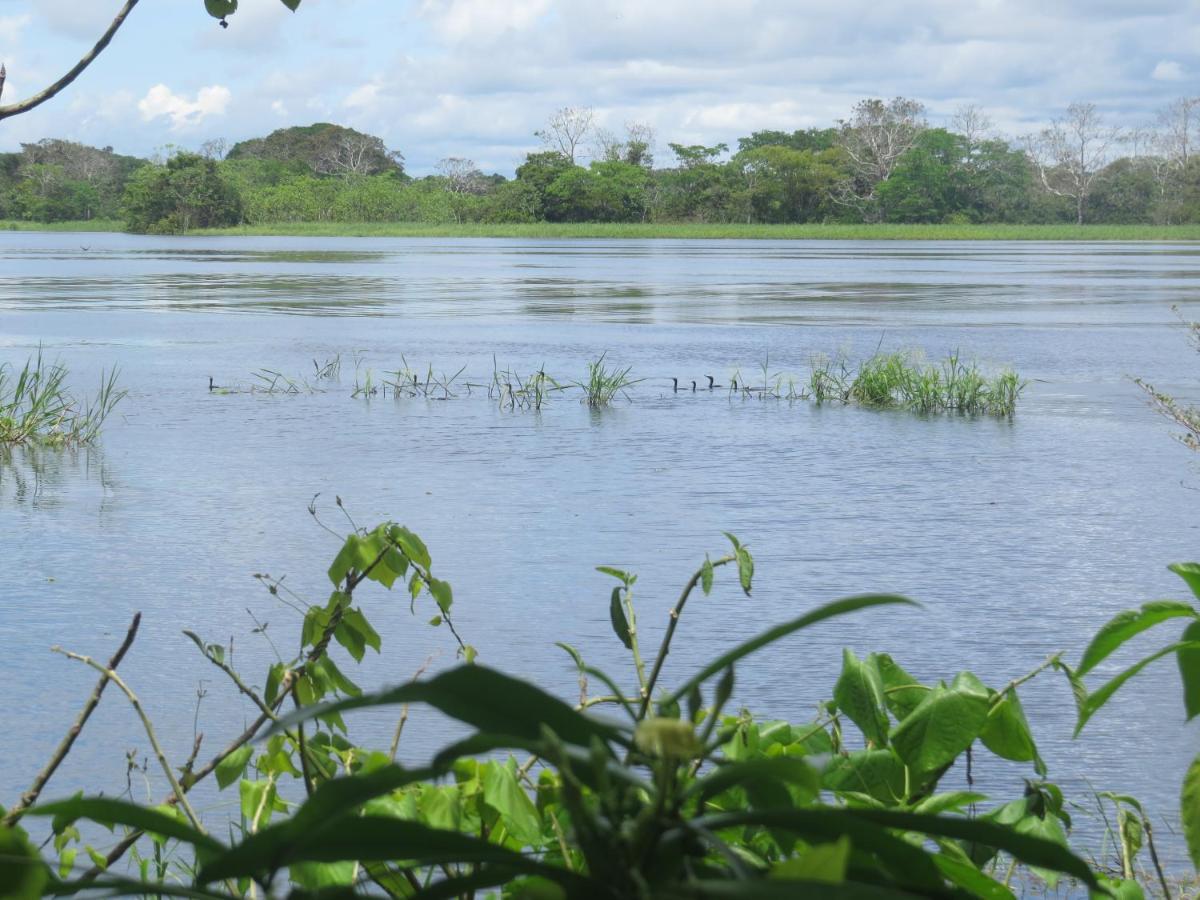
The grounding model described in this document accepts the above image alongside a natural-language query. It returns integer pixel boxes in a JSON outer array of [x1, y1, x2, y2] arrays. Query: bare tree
[[834, 97, 926, 218], [590, 121, 655, 167], [200, 138, 229, 161], [1157, 96, 1200, 170], [1122, 125, 1154, 160], [1026, 102, 1121, 225], [535, 106, 594, 164], [436, 157, 486, 195], [951, 104, 993, 156], [314, 130, 399, 177]]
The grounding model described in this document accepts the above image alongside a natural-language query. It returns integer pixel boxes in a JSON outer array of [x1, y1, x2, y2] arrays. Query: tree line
[[4, 97, 1200, 232]]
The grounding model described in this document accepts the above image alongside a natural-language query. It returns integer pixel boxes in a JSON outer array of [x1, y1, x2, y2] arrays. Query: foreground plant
[[0, 511, 1134, 898]]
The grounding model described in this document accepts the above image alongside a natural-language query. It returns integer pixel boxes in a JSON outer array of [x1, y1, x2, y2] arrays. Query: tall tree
[[535, 107, 595, 165], [834, 97, 927, 220], [1027, 102, 1121, 225]]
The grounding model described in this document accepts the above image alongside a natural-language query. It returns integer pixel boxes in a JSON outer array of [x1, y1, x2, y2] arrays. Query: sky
[[0, 0, 1197, 176]]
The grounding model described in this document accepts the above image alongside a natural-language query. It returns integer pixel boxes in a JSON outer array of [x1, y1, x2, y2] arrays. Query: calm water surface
[[1, 233, 1197, 868]]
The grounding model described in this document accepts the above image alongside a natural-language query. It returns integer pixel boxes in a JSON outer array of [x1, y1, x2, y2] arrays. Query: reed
[[578, 353, 638, 407], [0, 350, 125, 445]]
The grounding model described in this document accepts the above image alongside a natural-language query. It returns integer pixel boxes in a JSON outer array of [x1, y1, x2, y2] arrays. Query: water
[[1, 232, 1197, 870]]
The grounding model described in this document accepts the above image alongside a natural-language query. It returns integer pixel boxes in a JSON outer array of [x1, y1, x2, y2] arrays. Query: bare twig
[[0, 0, 142, 122], [52, 645, 204, 832], [389, 654, 436, 761], [3, 613, 141, 827]]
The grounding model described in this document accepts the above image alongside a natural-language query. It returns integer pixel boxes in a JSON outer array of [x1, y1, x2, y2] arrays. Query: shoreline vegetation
[[6, 219, 1200, 241]]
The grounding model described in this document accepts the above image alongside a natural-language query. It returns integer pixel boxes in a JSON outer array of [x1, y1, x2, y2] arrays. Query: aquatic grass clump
[[810, 350, 1024, 416], [578, 353, 639, 407], [0, 350, 125, 446], [490, 358, 563, 410]]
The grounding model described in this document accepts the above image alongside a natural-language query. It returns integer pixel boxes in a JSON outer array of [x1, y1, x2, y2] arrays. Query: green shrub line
[[1, 511, 1196, 898], [7, 220, 1200, 240]]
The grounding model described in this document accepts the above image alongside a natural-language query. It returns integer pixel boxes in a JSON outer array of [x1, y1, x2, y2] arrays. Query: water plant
[[577, 353, 638, 407], [490, 358, 563, 410], [0, 350, 124, 446]]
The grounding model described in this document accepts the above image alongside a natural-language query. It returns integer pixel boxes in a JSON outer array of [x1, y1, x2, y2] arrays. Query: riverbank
[[6, 220, 1200, 240]]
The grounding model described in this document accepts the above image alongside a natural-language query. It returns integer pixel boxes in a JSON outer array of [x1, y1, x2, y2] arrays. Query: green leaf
[[279, 0, 301, 10], [691, 757, 819, 808], [872, 653, 927, 721], [980, 689, 1038, 767], [205, 0, 238, 20], [482, 763, 542, 846], [0, 823, 48, 900], [891, 684, 989, 779], [701, 556, 714, 595], [1171, 562, 1200, 601], [822, 750, 907, 805], [429, 578, 453, 613], [389, 525, 431, 569], [289, 861, 355, 889], [273, 665, 624, 749], [199, 816, 579, 887], [596, 565, 631, 584], [264, 662, 285, 706], [736, 547, 754, 595], [665, 594, 917, 708], [28, 796, 224, 854], [834, 650, 889, 747], [239, 778, 274, 825], [341, 607, 381, 653], [933, 853, 1015, 900], [609, 587, 632, 650], [215, 745, 254, 790], [912, 791, 986, 815], [1182, 752, 1200, 869], [1075, 640, 1200, 735], [333, 619, 366, 662], [769, 835, 850, 882], [1077, 600, 1197, 675], [1179, 619, 1200, 720]]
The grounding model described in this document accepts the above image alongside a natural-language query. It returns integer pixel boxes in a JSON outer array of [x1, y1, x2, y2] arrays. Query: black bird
[[79, 245, 91, 252], [208, 376, 218, 392], [691, 380, 698, 392], [671, 377, 681, 392], [705, 375, 723, 390]]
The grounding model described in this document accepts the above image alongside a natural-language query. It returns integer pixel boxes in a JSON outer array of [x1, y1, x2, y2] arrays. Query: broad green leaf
[[389, 525, 431, 569], [1075, 640, 1200, 735], [333, 619, 366, 662], [666, 594, 917, 708], [596, 565, 630, 583], [215, 745, 254, 790], [198, 816, 579, 886], [834, 650, 889, 747], [1171, 562, 1200, 601], [239, 778, 275, 826], [701, 556, 714, 595], [736, 547, 754, 595], [280, 0, 302, 11], [872, 653, 927, 721], [769, 835, 850, 882], [429, 578, 453, 613], [482, 762, 542, 845], [205, 0, 238, 20], [289, 861, 356, 889], [933, 853, 1014, 900], [691, 757, 819, 807], [609, 587, 632, 650], [0, 823, 48, 900], [891, 684, 989, 779], [27, 796, 223, 854], [1182, 752, 1200, 869], [980, 688, 1039, 768], [1179, 619, 1200, 720], [822, 750, 906, 805], [913, 791, 986, 815], [341, 607, 381, 653], [264, 662, 286, 706], [1077, 600, 1197, 675], [273, 665, 624, 749]]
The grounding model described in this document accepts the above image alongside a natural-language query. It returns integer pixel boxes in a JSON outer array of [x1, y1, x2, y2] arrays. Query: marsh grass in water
[[577, 353, 640, 407], [0, 351, 124, 446]]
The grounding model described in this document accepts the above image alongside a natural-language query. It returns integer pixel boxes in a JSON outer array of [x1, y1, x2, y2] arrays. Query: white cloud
[[344, 82, 381, 110], [138, 84, 232, 131], [271, 99, 288, 116], [418, 0, 553, 42], [1152, 60, 1184, 81], [0, 13, 31, 44]]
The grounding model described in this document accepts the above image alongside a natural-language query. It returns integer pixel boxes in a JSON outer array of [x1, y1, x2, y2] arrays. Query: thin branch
[[0, 0, 142, 122], [3, 613, 141, 826], [389, 654, 436, 761], [52, 645, 204, 833]]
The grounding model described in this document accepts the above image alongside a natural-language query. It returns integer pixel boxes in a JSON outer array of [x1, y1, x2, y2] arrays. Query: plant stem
[[53, 646, 204, 833], [3, 612, 140, 826], [637, 555, 735, 721]]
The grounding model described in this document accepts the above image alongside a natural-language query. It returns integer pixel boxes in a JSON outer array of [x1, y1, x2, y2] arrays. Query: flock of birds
[[671, 375, 761, 393]]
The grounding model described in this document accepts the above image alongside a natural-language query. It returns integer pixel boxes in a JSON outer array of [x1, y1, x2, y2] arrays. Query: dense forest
[[4, 97, 1200, 232]]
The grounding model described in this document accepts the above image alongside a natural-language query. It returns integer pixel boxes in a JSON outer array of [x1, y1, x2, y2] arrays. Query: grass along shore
[[5, 219, 1200, 240]]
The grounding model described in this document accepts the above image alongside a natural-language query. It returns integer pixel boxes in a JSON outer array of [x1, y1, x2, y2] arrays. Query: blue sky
[[0, 0, 1197, 175]]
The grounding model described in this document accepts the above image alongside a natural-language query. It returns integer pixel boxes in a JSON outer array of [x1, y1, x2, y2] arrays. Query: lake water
[[1, 232, 1198, 870]]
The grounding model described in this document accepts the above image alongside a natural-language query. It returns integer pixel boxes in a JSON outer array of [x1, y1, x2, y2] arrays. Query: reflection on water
[[0, 443, 114, 509], [0, 232, 1199, 869]]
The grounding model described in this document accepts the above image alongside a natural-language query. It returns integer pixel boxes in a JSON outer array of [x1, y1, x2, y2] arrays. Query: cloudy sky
[[0, 0, 1196, 175]]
